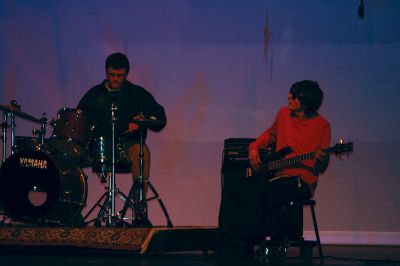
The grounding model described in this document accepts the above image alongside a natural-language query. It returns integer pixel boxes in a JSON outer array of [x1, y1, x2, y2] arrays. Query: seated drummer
[[77, 52, 167, 193]]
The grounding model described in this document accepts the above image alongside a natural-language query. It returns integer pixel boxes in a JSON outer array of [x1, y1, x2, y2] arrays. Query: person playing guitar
[[219, 80, 332, 258]]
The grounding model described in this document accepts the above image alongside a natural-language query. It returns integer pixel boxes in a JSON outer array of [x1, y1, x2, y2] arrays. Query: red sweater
[[249, 107, 331, 193]]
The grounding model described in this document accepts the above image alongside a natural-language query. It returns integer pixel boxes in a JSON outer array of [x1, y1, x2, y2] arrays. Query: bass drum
[[0, 150, 87, 226]]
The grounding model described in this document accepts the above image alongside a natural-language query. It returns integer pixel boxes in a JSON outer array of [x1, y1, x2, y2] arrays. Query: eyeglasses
[[107, 73, 126, 78], [289, 88, 304, 100]]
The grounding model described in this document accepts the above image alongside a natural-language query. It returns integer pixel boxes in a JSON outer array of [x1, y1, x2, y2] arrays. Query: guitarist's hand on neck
[[315, 145, 330, 174], [249, 149, 262, 170]]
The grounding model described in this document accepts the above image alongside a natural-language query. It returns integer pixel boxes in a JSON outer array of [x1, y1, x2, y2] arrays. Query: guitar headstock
[[333, 139, 353, 159]]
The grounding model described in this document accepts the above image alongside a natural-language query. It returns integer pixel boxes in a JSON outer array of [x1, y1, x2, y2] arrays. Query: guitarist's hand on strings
[[248, 149, 262, 170]]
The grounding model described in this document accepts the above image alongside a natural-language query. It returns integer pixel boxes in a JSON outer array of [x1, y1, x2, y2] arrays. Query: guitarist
[[218, 80, 331, 258]]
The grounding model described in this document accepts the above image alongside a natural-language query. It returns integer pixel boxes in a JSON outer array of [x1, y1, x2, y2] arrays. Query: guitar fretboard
[[267, 147, 335, 171]]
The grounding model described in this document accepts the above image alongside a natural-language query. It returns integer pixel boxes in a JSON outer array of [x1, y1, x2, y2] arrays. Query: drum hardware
[[9, 100, 19, 153], [0, 100, 42, 162], [83, 103, 131, 227], [123, 114, 150, 226], [83, 183, 132, 227], [0, 103, 88, 226], [37, 113, 48, 145], [0, 101, 42, 124], [117, 115, 173, 228], [31, 113, 49, 152], [0, 150, 87, 226], [1, 112, 8, 163], [118, 175, 173, 227], [84, 107, 172, 227], [110, 102, 117, 225]]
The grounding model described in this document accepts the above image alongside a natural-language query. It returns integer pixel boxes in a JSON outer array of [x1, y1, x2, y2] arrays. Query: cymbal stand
[[9, 113, 16, 154], [0, 111, 6, 218], [1, 112, 8, 163], [83, 103, 131, 227], [9, 100, 20, 154], [132, 116, 150, 225], [138, 116, 147, 215], [39, 113, 47, 146], [109, 102, 117, 225], [32, 113, 48, 150], [118, 115, 173, 227], [1, 100, 22, 161]]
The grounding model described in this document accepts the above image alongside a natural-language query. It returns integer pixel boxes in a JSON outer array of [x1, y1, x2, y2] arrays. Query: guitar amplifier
[[223, 138, 272, 161], [219, 138, 303, 241], [223, 138, 256, 161], [221, 138, 272, 190]]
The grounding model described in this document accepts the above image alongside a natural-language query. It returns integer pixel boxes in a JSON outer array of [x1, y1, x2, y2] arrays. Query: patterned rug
[[0, 226, 218, 253], [0, 226, 151, 251]]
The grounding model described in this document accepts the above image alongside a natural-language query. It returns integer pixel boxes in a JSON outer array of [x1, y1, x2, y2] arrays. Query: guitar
[[246, 140, 353, 178]]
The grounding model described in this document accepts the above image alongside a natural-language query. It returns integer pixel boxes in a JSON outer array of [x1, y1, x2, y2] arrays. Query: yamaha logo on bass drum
[[19, 157, 48, 169]]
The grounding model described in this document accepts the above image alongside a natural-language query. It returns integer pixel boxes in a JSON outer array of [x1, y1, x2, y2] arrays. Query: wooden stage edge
[[0, 225, 219, 254]]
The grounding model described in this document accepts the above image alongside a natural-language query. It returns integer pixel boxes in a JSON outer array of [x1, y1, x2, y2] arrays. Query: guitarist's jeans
[[218, 173, 311, 246]]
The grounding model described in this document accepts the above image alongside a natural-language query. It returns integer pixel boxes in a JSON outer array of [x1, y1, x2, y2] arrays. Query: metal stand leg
[[83, 180, 132, 227], [147, 181, 173, 227], [83, 190, 109, 227], [118, 179, 173, 228]]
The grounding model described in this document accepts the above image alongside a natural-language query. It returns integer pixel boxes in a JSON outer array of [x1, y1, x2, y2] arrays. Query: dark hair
[[289, 80, 324, 115], [105, 53, 130, 73]]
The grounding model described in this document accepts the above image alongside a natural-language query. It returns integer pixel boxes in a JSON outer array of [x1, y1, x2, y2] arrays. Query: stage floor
[[0, 245, 399, 266], [1, 225, 399, 265]]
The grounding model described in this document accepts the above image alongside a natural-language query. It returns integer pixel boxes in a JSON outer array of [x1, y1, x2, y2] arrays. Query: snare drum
[[88, 137, 129, 173], [0, 150, 87, 225], [49, 108, 90, 162]]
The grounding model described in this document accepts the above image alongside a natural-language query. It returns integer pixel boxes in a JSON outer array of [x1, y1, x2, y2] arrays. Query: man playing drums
[[77, 52, 167, 224]]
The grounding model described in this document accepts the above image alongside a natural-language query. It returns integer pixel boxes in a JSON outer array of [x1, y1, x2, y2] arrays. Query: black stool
[[259, 199, 324, 265]]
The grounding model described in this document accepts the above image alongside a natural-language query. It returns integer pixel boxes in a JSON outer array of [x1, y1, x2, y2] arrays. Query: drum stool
[[258, 199, 324, 265]]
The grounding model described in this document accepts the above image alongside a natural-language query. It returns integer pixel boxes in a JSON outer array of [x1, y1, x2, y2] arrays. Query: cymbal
[[0, 104, 41, 124], [131, 117, 163, 126]]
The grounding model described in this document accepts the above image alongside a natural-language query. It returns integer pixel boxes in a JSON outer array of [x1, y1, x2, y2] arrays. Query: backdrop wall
[[1, 0, 399, 245]]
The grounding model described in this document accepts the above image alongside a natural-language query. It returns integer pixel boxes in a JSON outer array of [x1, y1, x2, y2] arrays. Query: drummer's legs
[[126, 143, 150, 191]]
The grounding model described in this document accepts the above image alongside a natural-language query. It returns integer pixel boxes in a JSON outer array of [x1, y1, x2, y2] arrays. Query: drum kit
[[0, 100, 172, 227]]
